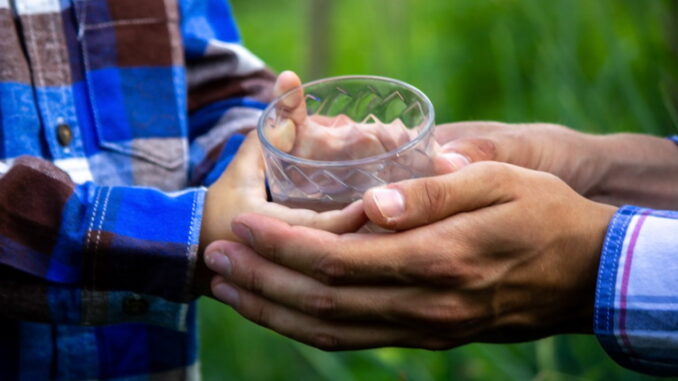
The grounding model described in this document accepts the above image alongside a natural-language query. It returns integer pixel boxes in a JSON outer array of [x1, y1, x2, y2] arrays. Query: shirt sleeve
[[0, 156, 204, 326], [179, 0, 276, 186], [594, 205, 678, 376]]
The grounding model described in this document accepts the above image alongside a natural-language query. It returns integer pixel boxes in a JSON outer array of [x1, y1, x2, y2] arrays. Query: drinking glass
[[258, 75, 436, 211]]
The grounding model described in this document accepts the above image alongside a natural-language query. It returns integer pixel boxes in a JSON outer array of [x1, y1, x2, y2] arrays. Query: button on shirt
[[0, 0, 273, 380]]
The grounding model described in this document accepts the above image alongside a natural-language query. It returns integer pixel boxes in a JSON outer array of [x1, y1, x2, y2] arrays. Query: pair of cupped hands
[[197, 71, 619, 350]]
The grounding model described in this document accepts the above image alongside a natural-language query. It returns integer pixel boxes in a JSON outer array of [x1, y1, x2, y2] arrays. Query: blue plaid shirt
[[1, 0, 677, 379], [0, 0, 272, 379]]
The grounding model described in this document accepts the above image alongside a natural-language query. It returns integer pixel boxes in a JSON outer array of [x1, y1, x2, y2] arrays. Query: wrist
[[586, 133, 678, 207], [569, 201, 618, 334], [200, 184, 239, 249], [575, 133, 615, 197]]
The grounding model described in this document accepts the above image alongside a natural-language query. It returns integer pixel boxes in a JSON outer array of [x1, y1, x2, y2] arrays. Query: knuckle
[[536, 170, 562, 185], [420, 180, 447, 217], [479, 162, 516, 189], [302, 290, 338, 317], [251, 304, 270, 327], [473, 138, 497, 160], [309, 332, 341, 351], [259, 235, 283, 264], [245, 268, 264, 294], [313, 253, 348, 284], [484, 161, 511, 179]]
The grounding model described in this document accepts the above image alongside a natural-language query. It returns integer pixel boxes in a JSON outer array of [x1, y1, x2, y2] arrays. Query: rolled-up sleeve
[[595, 205, 678, 376]]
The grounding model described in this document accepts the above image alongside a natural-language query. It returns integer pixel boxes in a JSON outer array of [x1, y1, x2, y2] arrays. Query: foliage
[[200, 0, 677, 380]]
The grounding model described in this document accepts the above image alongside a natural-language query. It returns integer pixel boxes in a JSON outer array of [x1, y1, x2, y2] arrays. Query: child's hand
[[193, 130, 367, 297], [200, 131, 367, 247], [265, 71, 416, 162]]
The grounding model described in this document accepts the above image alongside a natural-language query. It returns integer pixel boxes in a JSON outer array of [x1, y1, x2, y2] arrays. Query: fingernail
[[213, 283, 240, 308], [441, 152, 470, 170], [232, 222, 254, 246], [372, 188, 405, 219], [205, 250, 232, 277]]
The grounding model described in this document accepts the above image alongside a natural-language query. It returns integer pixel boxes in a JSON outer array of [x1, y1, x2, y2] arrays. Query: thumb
[[273, 70, 307, 127], [363, 162, 516, 230]]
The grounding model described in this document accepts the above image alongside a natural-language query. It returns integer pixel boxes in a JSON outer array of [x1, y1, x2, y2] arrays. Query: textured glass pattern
[[258, 76, 435, 210]]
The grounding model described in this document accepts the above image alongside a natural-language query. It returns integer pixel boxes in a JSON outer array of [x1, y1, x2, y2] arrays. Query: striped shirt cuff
[[83, 186, 205, 303], [595, 205, 678, 376]]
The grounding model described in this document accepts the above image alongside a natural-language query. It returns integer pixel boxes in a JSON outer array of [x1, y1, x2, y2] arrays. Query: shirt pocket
[[74, 0, 187, 170]]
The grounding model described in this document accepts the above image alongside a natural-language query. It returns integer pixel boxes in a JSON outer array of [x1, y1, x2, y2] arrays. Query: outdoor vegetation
[[200, 1, 678, 380]]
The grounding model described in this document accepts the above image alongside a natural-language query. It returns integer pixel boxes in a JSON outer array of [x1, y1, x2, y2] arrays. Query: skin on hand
[[204, 161, 617, 350], [197, 70, 435, 296], [197, 71, 394, 296], [194, 130, 366, 296], [266, 71, 430, 162], [433, 121, 678, 208], [200, 132, 365, 244], [431, 122, 602, 194]]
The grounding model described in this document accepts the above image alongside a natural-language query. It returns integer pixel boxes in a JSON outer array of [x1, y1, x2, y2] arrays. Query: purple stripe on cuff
[[618, 210, 651, 356]]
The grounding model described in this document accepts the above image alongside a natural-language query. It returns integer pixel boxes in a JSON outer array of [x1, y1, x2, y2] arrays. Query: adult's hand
[[204, 162, 617, 350], [435, 122, 678, 208]]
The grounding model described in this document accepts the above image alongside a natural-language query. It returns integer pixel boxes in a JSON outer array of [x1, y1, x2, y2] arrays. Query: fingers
[[205, 240, 402, 321], [205, 241, 491, 329], [363, 162, 518, 230], [433, 121, 509, 143], [254, 200, 367, 235], [230, 212, 429, 284], [204, 240, 482, 349], [209, 276, 416, 350], [222, 127, 366, 234], [229, 210, 477, 286], [432, 150, 471, 175]]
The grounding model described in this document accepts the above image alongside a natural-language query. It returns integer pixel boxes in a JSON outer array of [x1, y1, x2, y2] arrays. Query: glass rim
[[257, 75, 435, 168]]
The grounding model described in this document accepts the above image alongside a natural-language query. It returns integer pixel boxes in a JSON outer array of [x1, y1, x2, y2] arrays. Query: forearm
[[586, 133, 678, 208]]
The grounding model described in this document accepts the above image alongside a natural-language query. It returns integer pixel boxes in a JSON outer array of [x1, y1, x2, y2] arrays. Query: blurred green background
[[200, 0, 678, 380]]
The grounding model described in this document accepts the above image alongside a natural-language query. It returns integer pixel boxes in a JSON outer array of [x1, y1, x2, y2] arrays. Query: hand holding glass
[[258, 74, 436, 212]]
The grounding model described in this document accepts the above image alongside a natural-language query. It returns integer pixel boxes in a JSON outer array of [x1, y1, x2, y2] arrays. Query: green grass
[[200, 1, 678, 379]]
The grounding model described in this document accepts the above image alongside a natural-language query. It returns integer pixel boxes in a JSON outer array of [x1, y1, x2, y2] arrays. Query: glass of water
[[258, 75, 436, 212]]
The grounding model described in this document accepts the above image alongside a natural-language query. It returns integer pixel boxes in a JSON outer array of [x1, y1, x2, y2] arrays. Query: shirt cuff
[[594, 205, 678, 376], [667, 135, 678, 145], [82, 185, 205, 303]]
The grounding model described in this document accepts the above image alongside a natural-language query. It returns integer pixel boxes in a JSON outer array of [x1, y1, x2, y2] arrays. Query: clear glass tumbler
[[258, 75, 436, 211]]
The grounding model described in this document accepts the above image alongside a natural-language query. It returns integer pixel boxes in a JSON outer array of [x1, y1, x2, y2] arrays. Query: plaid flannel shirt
[[1, 0, 677, 379], [0, 0, 273, 379]]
